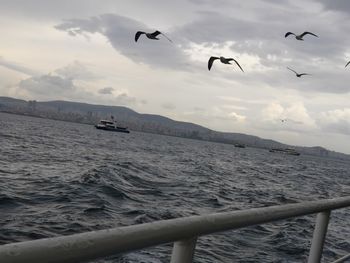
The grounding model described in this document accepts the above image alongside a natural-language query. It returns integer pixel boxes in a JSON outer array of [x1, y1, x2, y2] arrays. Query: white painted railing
[[0, 196, 349, 263]]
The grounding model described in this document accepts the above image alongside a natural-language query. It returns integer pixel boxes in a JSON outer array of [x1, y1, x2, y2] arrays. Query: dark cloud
[[19, 74, 75, 95], [0, 56, 40, 76], [321, 122, 350, 135], [188, 0, 232, 7], [53, 12, 291, 73], [18, 72, 138, 105], [178, 9, 347, 63], [174, 12, 272, 43], [113, 92, 136, 105], [17, 63, 138, 106], [53, 4, 350, 95], [98, 87, 114, 94], [55, 14, 190, 70], [318, 0, 350, 13], [17, 61, 100, 98], [0, 0, 119, 20], [240, 65, 350, 95]]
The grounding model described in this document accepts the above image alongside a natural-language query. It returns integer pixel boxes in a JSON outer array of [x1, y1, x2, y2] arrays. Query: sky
[[1, 0, 350, 153]]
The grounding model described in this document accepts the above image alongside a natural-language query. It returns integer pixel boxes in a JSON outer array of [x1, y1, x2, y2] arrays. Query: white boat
[[95, 120, 130, 133]]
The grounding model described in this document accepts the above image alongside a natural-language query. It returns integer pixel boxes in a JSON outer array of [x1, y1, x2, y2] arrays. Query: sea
[[0, 112, 349, 263]]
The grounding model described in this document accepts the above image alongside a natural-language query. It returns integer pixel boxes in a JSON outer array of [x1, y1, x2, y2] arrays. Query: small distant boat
[[234, 143, 246, 148], [95, 120, 130, 133], [269, 148, 300, 156]]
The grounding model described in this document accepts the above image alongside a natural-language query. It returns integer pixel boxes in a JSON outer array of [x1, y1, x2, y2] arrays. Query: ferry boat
[[269, 148, 300, 156], [95, 119, 130, 133]]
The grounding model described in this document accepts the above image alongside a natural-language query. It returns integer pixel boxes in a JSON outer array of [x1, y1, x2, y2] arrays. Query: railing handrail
[[1, 196, 349, 263], [331, 253, 350, 263]]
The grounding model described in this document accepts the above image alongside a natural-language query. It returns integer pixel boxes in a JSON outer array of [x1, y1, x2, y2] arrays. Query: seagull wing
[[135, 31, 146, 42], [208, 56, 219, 71], [299, 73, 311, 76], [285, 32, 295, 38], [287, 67, 298, 75], [301, 31, 318, 38], [345, 61, 350, 68], [159, 32, 173, 43], [150, 30, 162, 37], [228, 58, 244, 72]]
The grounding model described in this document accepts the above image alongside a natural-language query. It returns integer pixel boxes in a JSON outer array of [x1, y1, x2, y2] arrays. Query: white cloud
[[183, 105, 246, 126], [228, 111, 246, 122], [260, 102, 316, 131], [284, 102, 316, 128], [261, 102, 284, 121], [318, 108, 350, 135], [221, 104, 248, 111], [217, 96, 269, 105]]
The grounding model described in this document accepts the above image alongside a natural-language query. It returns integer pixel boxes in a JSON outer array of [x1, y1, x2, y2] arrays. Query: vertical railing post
[[308, 210, 331, 263], [170, 237, 197, 263]]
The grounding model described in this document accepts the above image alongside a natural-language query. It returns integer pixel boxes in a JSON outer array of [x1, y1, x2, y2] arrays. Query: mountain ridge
[[0, 96, 348, 159]]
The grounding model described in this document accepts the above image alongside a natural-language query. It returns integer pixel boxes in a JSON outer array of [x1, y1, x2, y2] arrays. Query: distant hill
[[0, 96, 349, 160]]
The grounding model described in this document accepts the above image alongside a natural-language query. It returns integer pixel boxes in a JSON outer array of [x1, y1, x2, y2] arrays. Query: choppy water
[[0, 112, 349, 262]]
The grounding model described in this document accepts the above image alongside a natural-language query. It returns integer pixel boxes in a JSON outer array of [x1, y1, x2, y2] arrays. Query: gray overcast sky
[[1, 0, 350, 153]]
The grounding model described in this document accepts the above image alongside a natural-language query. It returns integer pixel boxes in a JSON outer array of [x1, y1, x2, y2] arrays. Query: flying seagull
[[135, 30, 172, 43], [345, 61, 350, 68], [280, 118, 303, 124], [287, 67, 310, 77], [285, 31, 318, 40], [208, 56, 244, 72]]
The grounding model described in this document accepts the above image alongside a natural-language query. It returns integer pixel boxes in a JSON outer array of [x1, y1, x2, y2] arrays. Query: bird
[[287, 67, 310, 77], [285, 31, 318, 40], [279, 118, 303, 124], [208, 56, 244, 72], [135, 30, 172, 43], [345, 61, 350, 68]]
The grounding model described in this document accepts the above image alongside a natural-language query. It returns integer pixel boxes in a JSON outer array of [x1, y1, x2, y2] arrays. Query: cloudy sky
[[1, 0, 350, 153]]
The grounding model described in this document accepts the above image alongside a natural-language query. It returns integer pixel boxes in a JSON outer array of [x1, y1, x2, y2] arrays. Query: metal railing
[[0, 196, 349, 263]]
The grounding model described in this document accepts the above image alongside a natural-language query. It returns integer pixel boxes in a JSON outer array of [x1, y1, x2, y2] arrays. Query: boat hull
[[269, 148, 300, 155], [95, 125, 130, 133]]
